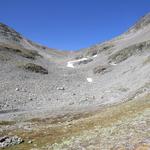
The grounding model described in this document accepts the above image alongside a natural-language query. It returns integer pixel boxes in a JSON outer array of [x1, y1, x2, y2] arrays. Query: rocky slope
[[0, 13, 150, 150]]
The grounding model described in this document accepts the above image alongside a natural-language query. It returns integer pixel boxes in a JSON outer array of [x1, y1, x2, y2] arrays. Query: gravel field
[[0, 13, 150, 149]]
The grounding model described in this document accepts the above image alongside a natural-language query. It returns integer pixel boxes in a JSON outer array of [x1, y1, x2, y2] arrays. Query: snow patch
[[87, 78, 93, 83], [67, 62, 74, 68], [77, 58, 88, 61], [110, 62, 117, 66], [67, 57, 89, 68]]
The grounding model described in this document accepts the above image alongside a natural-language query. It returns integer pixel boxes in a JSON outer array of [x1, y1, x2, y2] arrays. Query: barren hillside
[[0, 13, 150, 150]]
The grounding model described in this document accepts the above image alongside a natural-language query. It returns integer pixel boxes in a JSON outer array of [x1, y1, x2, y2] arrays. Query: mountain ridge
[[0, 12, 150, 150]]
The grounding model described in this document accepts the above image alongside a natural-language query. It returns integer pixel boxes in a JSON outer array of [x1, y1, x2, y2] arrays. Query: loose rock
[[28, 140, 33, 144], [0, 136, 24, 148], [57, 87, 65, 90], [15, 88, 19, 91]]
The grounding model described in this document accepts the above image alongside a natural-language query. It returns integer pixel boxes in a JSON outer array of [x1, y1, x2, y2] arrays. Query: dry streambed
[[0, 94, 150, 150]]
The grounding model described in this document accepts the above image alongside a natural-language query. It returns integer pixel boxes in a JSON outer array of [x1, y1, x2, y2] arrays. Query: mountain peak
[[128, 12, 150, 33]]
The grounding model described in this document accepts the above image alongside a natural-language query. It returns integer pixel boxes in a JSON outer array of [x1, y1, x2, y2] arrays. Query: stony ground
[[0, 94, 149, 150], [0, 13, 150, 150]]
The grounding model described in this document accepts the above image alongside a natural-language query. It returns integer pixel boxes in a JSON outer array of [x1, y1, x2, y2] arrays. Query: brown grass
[[3, 94, 150, 150], [0, 120, 15, 126]]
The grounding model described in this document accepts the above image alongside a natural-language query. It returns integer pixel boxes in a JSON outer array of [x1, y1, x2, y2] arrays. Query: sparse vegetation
[[0, 45, 42, 60], [0, 120, 15, 126], [93, 65, 108, 74], [0, 54, 9, 61], [109, 40, 150, 63], [86, 50, 98, 57], [2, 94, 150, 150], [86, 44, 114, 56], [1, 15, 150, 150], [6, 47, 41, 60], [19, 63, 48, 74], [102, 45, 114, 51], [19, 49, 41, 59], [0, 23, 23, 42]]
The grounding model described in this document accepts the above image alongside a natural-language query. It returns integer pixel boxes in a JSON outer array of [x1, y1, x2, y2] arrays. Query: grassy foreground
[[1, 94, 150, 150]]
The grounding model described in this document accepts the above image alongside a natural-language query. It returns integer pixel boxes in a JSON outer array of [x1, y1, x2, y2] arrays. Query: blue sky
[[0, 0, 150, 50]]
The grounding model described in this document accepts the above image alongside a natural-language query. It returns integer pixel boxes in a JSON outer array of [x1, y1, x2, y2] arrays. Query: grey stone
[[57, 87, 65, 90], [0, 136, 24, 148], [15, 88, 19, 91]]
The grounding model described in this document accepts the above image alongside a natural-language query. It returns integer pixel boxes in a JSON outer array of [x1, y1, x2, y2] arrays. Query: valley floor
[[1, 94, 150, 150], [0, 18, 150, 150]]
